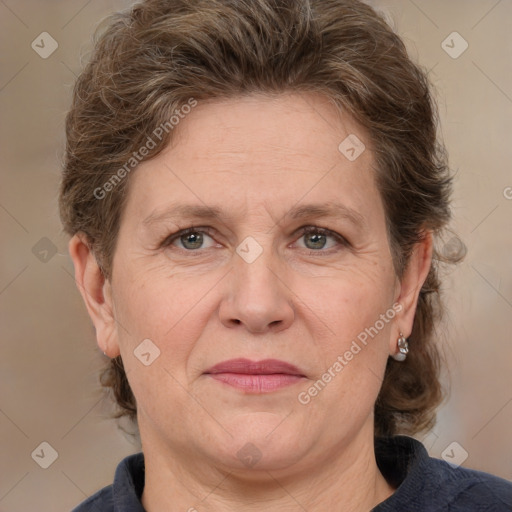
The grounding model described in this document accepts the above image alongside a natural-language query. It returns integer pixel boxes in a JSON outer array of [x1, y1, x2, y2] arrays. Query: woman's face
[[92, 92, 426, 472]]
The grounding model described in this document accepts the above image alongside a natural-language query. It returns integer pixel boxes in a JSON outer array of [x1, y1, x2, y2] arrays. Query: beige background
[[1, 1, 511, 511]]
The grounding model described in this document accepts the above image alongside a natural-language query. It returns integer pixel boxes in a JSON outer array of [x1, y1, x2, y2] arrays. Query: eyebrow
[[143, 204, 225, 227], [287, 203, 366, 229], [143, 202, 366, 230]]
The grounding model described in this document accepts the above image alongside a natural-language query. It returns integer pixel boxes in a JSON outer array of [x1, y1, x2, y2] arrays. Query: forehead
[[124, 92, 382, 224]]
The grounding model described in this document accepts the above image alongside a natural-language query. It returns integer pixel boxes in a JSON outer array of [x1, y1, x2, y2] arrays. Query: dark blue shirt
[[72, 436, 512, 511]]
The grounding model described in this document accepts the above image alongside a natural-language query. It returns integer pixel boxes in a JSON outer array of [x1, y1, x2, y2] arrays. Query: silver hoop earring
[[392, 332, 408, 361]]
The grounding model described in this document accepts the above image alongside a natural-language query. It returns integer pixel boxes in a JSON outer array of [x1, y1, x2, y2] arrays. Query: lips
[[205, 358, 305, 376], [204, 358, 306, 393]]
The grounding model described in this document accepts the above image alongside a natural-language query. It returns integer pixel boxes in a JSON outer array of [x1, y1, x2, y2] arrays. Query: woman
[[60, 0, 512, 510]]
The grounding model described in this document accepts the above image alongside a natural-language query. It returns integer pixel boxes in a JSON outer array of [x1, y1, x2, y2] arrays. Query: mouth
[[204, 358, 306, 393]]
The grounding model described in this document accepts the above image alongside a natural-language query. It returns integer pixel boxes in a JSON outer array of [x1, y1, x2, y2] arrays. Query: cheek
[[297, 262, 395, 343], [296, 286, 394, 440], [110, 270, 214, 423], [294, 261, 396, 410], [114, 256, 211, 327], [111, 263, 218, 373]]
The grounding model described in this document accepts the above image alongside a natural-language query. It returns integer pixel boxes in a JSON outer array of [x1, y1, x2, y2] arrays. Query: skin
[[70, 92, 433, 512]]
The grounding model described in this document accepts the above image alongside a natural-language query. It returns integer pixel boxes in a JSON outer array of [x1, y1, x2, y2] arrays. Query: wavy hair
[[59, 0, 462, 437]]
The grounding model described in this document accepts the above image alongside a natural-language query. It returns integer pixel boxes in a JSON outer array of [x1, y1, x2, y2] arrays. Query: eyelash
[[160, 225, 350, 255]]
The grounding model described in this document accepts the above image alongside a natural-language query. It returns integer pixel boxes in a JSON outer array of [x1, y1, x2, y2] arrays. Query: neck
[[140, 421, 394, 512]]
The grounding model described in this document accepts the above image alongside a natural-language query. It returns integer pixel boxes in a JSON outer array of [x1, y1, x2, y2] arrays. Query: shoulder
[[375, 436, 512, 511], [71, 485, 113, 512], [425, 457, 512, 511], [70, 452, 145, 512]]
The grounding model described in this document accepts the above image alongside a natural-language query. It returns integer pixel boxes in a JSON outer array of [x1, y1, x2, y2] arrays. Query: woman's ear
[[391, 231, 433, 350], [68, 234, 121, 358]]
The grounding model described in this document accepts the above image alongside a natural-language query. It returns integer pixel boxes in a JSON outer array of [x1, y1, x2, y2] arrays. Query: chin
[[210, 413, 308, 471]]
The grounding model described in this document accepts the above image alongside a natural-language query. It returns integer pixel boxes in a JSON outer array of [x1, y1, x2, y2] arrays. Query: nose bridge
[[219, 232, 294, 333], [236, 237, 278, 290]]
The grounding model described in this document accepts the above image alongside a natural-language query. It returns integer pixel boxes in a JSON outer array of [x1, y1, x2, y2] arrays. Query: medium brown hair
[[60, 0, 461, 437]]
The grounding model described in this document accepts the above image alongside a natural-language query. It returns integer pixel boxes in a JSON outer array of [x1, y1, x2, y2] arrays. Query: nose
[[218, 246, 295, 334]]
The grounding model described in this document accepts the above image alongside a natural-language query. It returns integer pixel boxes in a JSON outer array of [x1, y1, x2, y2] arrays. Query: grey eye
[[169, 230, 216, 250], [303, 232, 328, 250], [180, 232, 204, 250]]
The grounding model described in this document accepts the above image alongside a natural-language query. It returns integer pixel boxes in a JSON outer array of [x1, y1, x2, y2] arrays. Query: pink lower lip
[[208, 373, 304, 392]]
